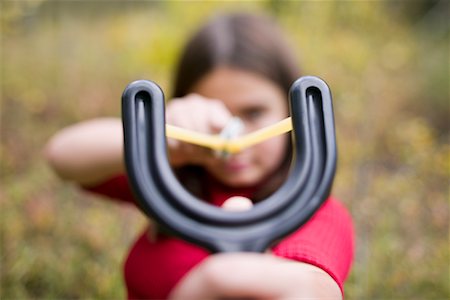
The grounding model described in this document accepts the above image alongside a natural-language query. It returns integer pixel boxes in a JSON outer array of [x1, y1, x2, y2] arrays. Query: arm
[[44, 118, 124, 186], [44, 94, 230, 184], [170, 197, 343, 300], [170, 253, 342, 300]]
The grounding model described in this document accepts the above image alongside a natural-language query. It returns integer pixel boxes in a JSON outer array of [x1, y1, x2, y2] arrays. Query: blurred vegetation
[[1, 1, 448, 299]]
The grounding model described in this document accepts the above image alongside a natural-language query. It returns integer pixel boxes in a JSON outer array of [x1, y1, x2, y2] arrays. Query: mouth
[[223, 159, 249, 172]]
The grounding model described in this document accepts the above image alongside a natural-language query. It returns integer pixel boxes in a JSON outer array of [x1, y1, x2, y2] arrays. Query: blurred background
[[1, 1, 448, 299]]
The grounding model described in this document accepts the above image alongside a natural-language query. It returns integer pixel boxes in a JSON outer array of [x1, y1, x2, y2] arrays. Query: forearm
[[170, 253, 342, 300], [44, 118, 125, 186]]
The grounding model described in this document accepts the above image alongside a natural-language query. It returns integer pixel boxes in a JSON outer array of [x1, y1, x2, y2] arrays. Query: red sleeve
[[272, 197, 354, 295], [81, 174, 136, 205]]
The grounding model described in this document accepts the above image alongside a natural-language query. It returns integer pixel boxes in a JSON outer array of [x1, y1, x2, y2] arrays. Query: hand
[[169, 197, 342, 300], [169, 253, 342, 300], [166, 94, 232, 167]]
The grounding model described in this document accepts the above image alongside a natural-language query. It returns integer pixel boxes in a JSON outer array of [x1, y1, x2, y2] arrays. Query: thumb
[[221, 196, 253, 212]]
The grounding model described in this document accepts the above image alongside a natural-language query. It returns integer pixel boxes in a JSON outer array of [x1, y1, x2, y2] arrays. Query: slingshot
[[121, 76, 337, 253]]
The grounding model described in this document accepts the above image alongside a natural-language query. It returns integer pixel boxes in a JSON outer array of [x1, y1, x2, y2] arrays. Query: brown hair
[[171, 12, 301, 200], [172, 12, 300, 98]]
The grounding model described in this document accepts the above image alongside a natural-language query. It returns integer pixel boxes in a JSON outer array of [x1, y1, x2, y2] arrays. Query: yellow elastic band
[[166, 125, 225, 150], [166, 117, 293, 154]]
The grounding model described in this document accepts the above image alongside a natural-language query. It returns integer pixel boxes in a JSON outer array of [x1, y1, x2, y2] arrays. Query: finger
[[173, 97, 213, 134], [221, 196, 253, 211], [209, 100, 232, 133]]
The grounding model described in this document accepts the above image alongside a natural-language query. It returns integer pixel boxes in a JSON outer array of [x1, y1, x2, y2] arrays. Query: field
[[1, 1, 449, 299]]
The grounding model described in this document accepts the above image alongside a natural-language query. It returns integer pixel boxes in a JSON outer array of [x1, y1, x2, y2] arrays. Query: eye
[[240, 107, 266, 122]]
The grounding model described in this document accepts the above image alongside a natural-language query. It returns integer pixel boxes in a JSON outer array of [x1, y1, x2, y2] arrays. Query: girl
[[45, 12, 354, 299]]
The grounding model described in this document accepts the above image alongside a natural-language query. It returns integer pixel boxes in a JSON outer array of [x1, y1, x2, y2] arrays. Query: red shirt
[[83, 175, 354, 299]]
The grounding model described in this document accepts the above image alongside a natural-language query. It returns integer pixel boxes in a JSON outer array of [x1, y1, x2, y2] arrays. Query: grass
[[1, 1, 449, 299]]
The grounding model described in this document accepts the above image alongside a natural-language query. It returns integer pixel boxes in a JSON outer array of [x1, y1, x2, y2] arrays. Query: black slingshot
[[121, 76, 337, 253]]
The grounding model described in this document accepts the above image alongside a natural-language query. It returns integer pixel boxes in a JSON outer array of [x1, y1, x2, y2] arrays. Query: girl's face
[[191, 67, 289, 187]]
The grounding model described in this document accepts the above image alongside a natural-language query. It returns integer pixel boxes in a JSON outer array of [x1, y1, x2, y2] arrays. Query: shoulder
[[81, 174, 136, 204], [314, 196, 353, 228], [272, 197, 354, 293], [275, 197, 354, 246]]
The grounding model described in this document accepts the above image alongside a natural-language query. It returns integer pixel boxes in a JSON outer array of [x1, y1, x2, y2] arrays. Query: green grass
[[1, 1, 448, 299]]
